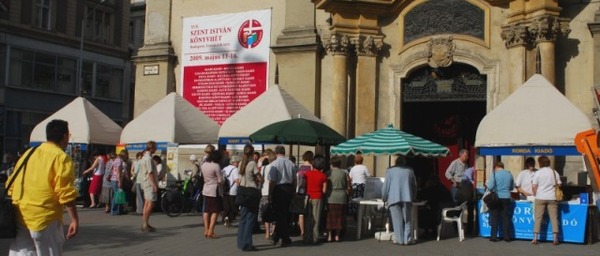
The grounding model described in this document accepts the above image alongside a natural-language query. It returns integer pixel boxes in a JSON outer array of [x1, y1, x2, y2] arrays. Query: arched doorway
[[401, 63, 486, 189]]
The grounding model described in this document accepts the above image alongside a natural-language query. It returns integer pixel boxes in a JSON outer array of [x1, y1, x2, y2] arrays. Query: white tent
[[30, 97, 122, 145], [218, 84, 320, 144], [120, 92, 219, 144], [475, 74, 593, 155]]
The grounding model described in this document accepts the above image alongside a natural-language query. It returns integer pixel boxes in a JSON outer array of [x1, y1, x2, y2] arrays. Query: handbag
[[482, 190, 499, 208], [113, 189, 127, 205], [0, 146, 38, 239], [552, 169, 564, 201], [483, 171, 499, 209], [289, 194, 307, 213], [261, 202, 275, 223], [235, 186, 261, 208]]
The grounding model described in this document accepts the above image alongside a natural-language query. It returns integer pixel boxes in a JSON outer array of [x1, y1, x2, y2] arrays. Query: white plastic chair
[[437, 201, 468, 242]]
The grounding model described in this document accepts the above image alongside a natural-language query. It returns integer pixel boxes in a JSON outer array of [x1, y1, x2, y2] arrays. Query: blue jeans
[[110, 181, 121, 215], [237, 206, 257, 250]]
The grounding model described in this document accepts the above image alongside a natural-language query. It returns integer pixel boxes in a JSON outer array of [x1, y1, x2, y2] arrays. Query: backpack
[[222, 166, 233, 194]]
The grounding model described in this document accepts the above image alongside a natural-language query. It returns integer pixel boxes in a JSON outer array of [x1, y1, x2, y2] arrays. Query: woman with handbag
[[531, 155, 562, 246], [294, 150, 313, 238], [201, 150, 223, 239], [236, 144, 263, 251]]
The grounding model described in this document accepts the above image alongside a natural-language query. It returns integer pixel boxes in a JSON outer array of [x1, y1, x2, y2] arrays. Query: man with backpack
[[221, 155, 241, 227]]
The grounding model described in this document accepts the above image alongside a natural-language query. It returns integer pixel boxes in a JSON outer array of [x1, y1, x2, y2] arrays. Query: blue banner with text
[[479, 201, 588, 243]]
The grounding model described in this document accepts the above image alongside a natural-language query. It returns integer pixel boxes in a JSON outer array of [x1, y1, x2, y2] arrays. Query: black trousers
[[272, 184, 294, 243], [222, 194, 237, 221], [490, 198, 512, 240]]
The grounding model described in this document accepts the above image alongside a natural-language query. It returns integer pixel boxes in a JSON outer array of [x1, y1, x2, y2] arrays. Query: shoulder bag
[[482, 171, 499, 209], [235, 162, 261, 208], [0, 146, 38, 238], [553, 169, 564, 201]]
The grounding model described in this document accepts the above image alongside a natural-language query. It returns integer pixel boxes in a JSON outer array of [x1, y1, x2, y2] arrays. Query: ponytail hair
[[238, 144, 254, 176]]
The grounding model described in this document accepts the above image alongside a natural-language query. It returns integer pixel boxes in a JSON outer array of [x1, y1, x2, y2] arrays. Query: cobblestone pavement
[[1, 207, 599, 256]]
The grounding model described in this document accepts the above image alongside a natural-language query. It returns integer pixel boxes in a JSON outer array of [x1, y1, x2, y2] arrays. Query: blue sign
[[479, 201, 588, 243], [219, 137, 252, 145], [125, 142, 170, 151], [478, 146, 579, 156], [219, 137, 271, 145]]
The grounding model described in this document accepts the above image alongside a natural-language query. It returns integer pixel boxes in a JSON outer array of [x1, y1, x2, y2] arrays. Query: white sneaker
[[224, 217, 230, 227]]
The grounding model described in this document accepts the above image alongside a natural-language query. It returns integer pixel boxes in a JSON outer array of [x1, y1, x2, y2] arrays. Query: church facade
[[134, 0, 600, 181]]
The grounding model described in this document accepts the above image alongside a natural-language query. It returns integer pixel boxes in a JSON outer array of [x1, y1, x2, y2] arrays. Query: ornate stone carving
[[529, 15, 571, 42], [403, 0, 484, 44], [402, 63, 487, 102], [501, 15, 571, 48], [353, 35, 384, 57], [323, 33, 350, 55], [427, 37, 455, 68], [501, 23, 530, 48]]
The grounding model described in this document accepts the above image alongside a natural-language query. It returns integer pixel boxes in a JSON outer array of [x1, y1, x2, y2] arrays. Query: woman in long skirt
[[326, 156, 350, 242]]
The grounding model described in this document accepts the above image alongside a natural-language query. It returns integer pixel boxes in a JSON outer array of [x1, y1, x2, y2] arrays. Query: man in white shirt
[[444, 149, 468, 202], [515, 157, 536, 200], [221, 155, 240, 227]]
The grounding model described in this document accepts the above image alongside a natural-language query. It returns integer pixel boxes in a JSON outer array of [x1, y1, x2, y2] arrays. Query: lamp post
[[77, 0, 106, 97]]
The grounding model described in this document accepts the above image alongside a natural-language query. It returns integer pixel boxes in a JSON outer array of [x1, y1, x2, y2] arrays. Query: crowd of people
[[2, 125, 568, 255], [442, 151, 563, 246]]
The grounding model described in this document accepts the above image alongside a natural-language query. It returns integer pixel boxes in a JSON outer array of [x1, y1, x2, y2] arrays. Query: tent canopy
[[331, 124, 449, 157], [218, 85, 320, 144], [475, 74, 593, 155], [120, 92, 219, 144], [249, 118, 346, 146], [30, 97, 122, 145]]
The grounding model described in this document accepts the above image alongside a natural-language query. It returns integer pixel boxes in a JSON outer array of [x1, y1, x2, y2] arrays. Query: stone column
[[501, 23, 529, 93], [529, 15, 571, 85], [271, 0, 320, 116], [132, 0, 176, 117], [353, 35, 383, 175], [588, 8, 600, 87], [588, 10, 600, 85], [321, 34, 350, 136]]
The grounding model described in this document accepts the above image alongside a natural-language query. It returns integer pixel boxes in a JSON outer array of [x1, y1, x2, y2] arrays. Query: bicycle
[[161, 170, 203, 217]]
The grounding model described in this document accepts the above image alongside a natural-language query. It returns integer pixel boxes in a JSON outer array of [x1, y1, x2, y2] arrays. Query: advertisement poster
[[181, 10, 271, 124]]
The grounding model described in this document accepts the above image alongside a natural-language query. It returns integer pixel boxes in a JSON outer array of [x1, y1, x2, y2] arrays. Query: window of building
[[9, 48, 76, 94], [84, 8, 111, 44], [4, 111, 47, 154], [82, 61, 94, 96], [0, 45, 6, 85], [34, 0, 52, 30], [95, 64, 123, 100]]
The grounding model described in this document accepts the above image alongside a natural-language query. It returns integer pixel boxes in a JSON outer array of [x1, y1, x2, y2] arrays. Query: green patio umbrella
[[249, 118, 346, 146], [330, 124, 449, 157]]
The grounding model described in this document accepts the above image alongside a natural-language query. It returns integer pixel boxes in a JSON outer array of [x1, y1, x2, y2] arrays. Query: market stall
[[120, 92, 220, 180], [218, 85, 320, 145], [475, 74, 594, 243], [30, 97, 123, 174], [330, 124, 449, 240]]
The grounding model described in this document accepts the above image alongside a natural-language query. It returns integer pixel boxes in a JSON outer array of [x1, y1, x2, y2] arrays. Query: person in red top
[[303, 154, 328, 244]]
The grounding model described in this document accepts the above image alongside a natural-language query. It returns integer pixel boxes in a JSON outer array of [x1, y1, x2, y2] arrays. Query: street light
[[77, 0, 106, 97]]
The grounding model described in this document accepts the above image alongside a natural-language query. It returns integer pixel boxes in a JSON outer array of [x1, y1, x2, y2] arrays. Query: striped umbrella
[[330, 124, 449, 157]]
